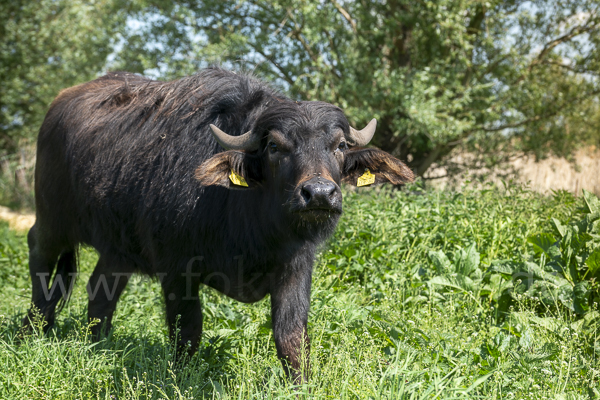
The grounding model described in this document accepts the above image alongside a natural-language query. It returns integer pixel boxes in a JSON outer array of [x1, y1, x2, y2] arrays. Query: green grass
[[1, 184, 598, 399]]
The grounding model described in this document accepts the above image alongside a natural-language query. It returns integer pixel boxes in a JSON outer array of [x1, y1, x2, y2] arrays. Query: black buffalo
[[22, 68, 413, 381]]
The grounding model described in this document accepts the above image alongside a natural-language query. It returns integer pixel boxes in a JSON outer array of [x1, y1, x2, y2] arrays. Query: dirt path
[[0, 206, 35, 232]]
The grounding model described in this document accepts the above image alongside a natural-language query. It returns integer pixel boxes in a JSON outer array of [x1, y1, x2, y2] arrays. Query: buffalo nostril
[[301, 186, 312, 203], [301, 180, 338, 207], [325, 182, 336, 199]]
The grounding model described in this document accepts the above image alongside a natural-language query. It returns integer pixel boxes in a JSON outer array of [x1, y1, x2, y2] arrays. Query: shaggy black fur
[[22, 67, 413, 382]]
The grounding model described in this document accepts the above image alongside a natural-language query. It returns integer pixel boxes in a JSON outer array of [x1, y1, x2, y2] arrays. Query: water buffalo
[[22, 67, 413, 381]]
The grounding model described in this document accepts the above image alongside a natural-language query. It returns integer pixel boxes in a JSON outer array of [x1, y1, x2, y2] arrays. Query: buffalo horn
[[347, 118, 377, 147], [209, 124, 261, 151]]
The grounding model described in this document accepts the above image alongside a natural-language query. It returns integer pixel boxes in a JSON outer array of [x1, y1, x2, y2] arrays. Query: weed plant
[[0, 183, 598, 399]]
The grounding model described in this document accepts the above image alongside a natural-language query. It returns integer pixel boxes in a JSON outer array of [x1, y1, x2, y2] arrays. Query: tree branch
[[286, 9, 319, 63], [529, 21, 600, 71], [481, 115, 544, 132], [416, 144, 445, 176], [248, 43, 295, 86], [322, 29, 342, 79], [330, 0, 357, 34], [478, 87, 600, 133], [542, 59, 600, 76]]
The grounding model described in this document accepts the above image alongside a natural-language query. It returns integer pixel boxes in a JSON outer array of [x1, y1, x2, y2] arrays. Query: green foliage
[[2, 0, 599, 176], [422, 188, 600, 333], [0, 221, 28, 284], [0, 147, 35, 210], [488, 189, 600, 318], [321, 182, 574, 291], [427, 243, 482, 295], [121, 0, 600, 175], [0, 0, 133, 150], [2, 186, 599, 398]]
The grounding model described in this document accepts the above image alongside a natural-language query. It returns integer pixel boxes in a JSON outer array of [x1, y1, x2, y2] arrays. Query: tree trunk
[[15, 149, 30, 192]]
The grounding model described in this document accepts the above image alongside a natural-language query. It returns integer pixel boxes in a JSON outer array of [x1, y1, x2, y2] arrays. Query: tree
[[119, 0, 600, 176], [0, 0, 133, 151]]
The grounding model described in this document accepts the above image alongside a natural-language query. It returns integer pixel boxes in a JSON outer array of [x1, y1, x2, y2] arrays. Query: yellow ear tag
[[229, 170, 248, 187], [357, 168, 376, 187]]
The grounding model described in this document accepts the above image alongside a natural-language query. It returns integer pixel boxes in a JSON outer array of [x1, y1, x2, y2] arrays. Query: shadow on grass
[[1, 310, 240, 398]]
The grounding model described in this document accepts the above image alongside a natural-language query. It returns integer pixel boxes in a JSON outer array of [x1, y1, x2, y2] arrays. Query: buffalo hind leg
[[270, 258, 313, 383], [87, 256, 131, 339], [161, 275, 203, 361], [22, 224, 75, 334]]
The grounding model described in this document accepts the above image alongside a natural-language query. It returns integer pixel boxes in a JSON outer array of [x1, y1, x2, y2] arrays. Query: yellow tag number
[[229, 170, 248, 187], [357, 168, 376, 187]]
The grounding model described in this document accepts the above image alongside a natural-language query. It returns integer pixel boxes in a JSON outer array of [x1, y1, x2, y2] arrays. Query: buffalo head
[[195, 101, 414, 231]]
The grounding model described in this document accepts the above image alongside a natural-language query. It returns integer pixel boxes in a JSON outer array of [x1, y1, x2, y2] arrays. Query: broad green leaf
[[428, 275, 475, 293], [428, 250, 452, 274], [529, 316, 560, 332], [552, 218, 567, 238], [582, 311, 600, 335], [518, 327, 534, 349], [454, 243, 480, 276], [558, 284, 574, 311], [546, 244, 563, 261], [489, 273, 504, 291], [573, 281, 590, 314], [525, 280, 563, 306], [518, 261, 570, 287], [488, 260, 520, 276], [455, 274, 476, 292], [494, 280, 514, 303], [479, 285, 493, 298], [499, 333, 518, 353], [562, 231, 592, 256], [584, 218, 600, 240], [585, 248, 600, 277], [343, 247, 357, 258], [582, 189, 600, 214], [572, 311, 600, 334], [527, 233, 557, 256]]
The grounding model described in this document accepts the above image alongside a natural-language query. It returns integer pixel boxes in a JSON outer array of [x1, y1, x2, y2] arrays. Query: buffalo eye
[[336, 141, 348, 152], [268, 141, 278, 153]]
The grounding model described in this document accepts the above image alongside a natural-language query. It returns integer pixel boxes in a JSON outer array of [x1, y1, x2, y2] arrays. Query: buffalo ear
[[195, 151, 263, 189], [342, 148, 414, 187]]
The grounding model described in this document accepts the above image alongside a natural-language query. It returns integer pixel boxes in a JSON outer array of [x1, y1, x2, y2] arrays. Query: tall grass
[[0, 184, 598, 399]]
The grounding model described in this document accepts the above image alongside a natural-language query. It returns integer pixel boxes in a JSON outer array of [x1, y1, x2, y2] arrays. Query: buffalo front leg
[[87, 256, 131, 339], [270, 260, 313, 383], [22, 224, 73, 334], [161, 273, 203, 360]]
